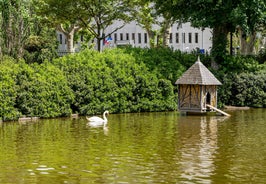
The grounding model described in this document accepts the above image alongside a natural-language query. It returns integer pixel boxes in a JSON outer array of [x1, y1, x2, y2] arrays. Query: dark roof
[[175, 57, 222, 85]]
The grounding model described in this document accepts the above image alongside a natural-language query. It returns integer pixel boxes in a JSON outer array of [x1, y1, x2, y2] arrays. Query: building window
[[195, 33, 199, 43], [81, 35, 84, 42], [114, 33, 117, 43], [138, 33, 141, 44], [182, 33, 185, 43], [120, 33, 123, 40], [144, 33, 147, 44], [169, 33, 172, 44], [59, 34, 62, 44], [126, 33, 129, 40], [132, 33, 135, 42], [189, 33, 192, 43], [175, 33, 179, 43]]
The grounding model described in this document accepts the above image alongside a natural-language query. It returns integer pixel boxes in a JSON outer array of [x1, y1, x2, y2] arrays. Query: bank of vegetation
[[0, 47, 265, 121], [123, 47, 266, 108], [0, 0, 265, 121]]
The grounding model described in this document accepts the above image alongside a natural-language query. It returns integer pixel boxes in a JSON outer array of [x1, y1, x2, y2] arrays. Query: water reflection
[[86, 123, 109, 135], [0, 110, 266, 183], [178, 116, 228, 183]]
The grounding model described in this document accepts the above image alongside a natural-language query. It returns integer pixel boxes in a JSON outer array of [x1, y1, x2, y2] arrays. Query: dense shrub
[[215, 56, 266, 107], [23, 28, 58, 64], [52, 49, 176, 115], [122, 47, 186, 85], [0, 58, 73, 120], [256, 48, 266, 64], [219, 55, 263, 74], [218, 71, 266, 107], [1, 47, 265, 120], [15, 61, 74, 118], [0, 58, 20, 121]]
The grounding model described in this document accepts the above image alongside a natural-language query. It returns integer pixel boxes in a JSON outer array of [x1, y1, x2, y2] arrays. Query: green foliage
[[15, 61, 74, 118], [0, 58, 73, 120], [218, 71, 266, 108], [215, 56, 266, 107], [154, 0, 266, 60], [23, 28, 58, 64], [0, 0, 31, 58], [219, 55, 263, 73], [232, 72, 266, 107], [1, 46, 265, 120], [257, 48, 266, 64], [52, 49, 176, 115], [122, 47, 186, 85], [0, 57, 20, 121], [0, 0, 59, 61]]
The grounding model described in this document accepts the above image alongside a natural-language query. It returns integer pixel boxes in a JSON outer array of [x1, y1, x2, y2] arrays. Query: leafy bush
[[216, 56, 266, 107], [1, 47, 264, 120], [218, 71, 266, 108], [256, 48, 266, 64], [122, 47, 186, 85], [23, 28, 58, 64], [15, 61, 74, 118], [0, 57, 20, 121], [53, 49, 176, 115], [219, 55, 263, 74]]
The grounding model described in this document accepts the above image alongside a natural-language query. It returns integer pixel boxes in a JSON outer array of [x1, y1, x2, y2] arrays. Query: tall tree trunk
[[161, 19, 171, 47], [246, 32, 256, 54], [57, 24, 80, 53], [67, 29, 75, 53], [211, 24, 229, 64], [240, 30, 256, 55], [239, 28, 247, 55], [146, 29, 155, 48], [96, 24, 101, 52]]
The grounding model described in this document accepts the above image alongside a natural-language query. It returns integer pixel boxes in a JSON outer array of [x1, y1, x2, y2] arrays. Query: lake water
[[0, 109, 266, 183]]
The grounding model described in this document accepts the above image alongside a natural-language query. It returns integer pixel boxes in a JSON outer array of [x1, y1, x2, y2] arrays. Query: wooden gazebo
[[175, 57, 222, 113]]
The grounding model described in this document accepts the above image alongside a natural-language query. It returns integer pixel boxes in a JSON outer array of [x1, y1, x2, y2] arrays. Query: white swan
[[86, 110, 109, 127]]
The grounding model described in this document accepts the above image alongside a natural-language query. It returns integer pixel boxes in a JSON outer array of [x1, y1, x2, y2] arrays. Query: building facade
[[57, 21, 213, 53]]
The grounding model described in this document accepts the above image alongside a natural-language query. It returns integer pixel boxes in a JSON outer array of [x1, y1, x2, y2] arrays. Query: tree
[[34, 0, 82, 53], [130, 1, 157, 47], [237, 0, 266, 55], [76, 0, 133, 51], [153, 0, 175, 47], [0, 0, 31, 58], [36, 0, 132, 52], [154, 0, 266, 62]]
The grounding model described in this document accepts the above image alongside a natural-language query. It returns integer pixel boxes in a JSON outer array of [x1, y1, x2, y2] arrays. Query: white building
[[57, 21, 212, 54]]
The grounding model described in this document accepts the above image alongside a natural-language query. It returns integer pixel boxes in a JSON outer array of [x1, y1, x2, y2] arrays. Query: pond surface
[[0, 109, 266, 183]]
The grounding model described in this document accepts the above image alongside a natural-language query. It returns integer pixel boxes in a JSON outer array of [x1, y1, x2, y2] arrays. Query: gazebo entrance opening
[[206, 92, 211, 105]]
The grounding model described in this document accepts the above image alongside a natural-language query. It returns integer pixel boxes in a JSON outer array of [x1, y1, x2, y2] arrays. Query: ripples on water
[[0, 109, 266, 183]]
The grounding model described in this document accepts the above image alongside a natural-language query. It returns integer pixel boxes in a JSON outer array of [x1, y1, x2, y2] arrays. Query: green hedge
[[52, 49, 176, 115], [0, 48, 265, 121], [122, 47, 186, 85], [215, 56, 266, 108], [0, 58, 20, 121], [0, 58, 73, 120], [15, 61, 74, 118], [218, 71, 266, 108]]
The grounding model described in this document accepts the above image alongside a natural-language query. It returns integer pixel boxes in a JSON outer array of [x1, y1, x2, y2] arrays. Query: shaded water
[[0, 109, 266, 183]]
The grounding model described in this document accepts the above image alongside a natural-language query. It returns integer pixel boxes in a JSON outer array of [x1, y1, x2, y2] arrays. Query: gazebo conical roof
[[175, 57, 222, 85]]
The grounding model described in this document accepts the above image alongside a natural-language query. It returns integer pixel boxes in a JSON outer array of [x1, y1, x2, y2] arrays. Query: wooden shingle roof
[[175, 57, 222, 85]]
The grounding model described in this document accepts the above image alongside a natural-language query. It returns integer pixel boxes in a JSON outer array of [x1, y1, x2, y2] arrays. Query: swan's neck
[[103, 112, 108, 122]]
